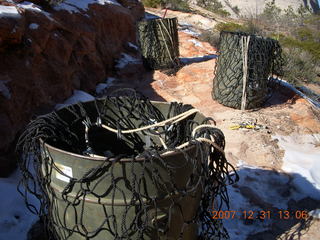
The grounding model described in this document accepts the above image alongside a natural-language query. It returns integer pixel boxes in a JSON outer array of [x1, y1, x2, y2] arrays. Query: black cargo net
[[17, 90, 238, 240], [138, 18, 180, 70], [212, 31, 283, 110]]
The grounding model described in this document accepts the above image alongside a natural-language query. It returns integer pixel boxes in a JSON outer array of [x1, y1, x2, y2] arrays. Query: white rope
[[158, 19, 175, 65], [191, 124, 217, 138], [101, 108, 200, 134], [241, 35, 250, 111], [162, 137, 225, 156], [99, 108, 225, 157]]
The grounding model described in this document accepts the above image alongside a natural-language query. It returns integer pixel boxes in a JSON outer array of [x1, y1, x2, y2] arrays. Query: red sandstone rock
[[0, 0, 144, 176]]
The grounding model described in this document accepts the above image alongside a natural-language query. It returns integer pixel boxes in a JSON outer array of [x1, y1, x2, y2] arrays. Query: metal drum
[[40, 100, 207, 240]]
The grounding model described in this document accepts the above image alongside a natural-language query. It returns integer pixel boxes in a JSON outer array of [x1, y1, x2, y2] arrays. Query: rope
[[101, 108, 199, 134], [158, 19, 176, 66], [241, 35, 250, 110]]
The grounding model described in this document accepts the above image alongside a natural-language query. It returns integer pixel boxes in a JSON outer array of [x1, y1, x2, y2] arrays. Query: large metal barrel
[[40, 100, 207, 240], [212, 31, 282, 109], [138, 18, 180, 70]]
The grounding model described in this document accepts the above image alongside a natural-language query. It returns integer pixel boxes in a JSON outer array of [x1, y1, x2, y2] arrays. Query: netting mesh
[[138, 18, 180, 70], [17, 90, 238, 240], [212, 31, 283, 110]]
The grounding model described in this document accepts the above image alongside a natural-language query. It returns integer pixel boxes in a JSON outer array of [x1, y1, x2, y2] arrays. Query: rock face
[[0, 0, 144, 177]]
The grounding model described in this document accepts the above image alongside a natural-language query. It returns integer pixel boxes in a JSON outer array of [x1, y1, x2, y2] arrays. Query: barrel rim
[[42, 139, 196, 162], [41, 99, 205, 162]]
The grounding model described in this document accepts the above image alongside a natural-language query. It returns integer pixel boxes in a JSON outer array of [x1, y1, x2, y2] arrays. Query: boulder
[[0, 0, 144, 177]]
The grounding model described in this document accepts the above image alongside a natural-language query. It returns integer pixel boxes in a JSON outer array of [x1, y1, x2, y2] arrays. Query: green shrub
[[142, 0, 163, 8], [260, 0, 282, 23], [142, 0, 190, 12], [276, 33, 320, 60], [199, 29, 220, 48], [214, 21, 261, 35], [281, 48, 319, 85], [197, 0, 230, 17], [214, 22, 243, 32], [232, 6, 240, 16], [164, 0, 190, 12]]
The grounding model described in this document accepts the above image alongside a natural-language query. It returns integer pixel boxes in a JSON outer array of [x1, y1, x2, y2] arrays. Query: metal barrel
[[40, 100, 207, 239], [138, 18, 180, 70], [212, 31, 281, 109]]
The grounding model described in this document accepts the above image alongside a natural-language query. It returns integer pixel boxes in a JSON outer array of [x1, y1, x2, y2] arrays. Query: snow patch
[[55, 0, 121, 13], [221, 166, 290, 239], [273, 134, 320, 200], [128, 42, 138, 50], [309, 209, 320, 219], [116, 53, 141, 69], [0, 170, 39, 240], [0, 78, 11, 99], [0, 5, 20, 18], [17, 2, 53, 20], [271, 78, 320, 108], [96, 77, 116, 94], [188, 39, 203, 47], [180, 28, 200, 37], [29, 23, 39, 30], [55, 90, 95, 110]]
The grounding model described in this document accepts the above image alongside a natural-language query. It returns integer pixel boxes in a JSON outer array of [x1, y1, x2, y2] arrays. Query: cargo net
[[17, 90, 238, 240], [212, 31, 283, 110], [138, 18, 180, 70]]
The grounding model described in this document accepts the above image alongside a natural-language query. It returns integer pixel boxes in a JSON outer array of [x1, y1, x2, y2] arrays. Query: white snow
[[188, 39, 203, 47], [128, 42, 139, 50], [271, 78, 320, 108], [0, 170, 39, 240], [220, 166, 280, 239], [273, 134, 320, 200], [55, 0, 121, 13], [219, 162, 317, 239], [217, 139, 320, 240], [17, 2, 53, 21], [180, 28, 200, 37], [0, 79, 11, 99], [115, 53, 141, 69], [309, 209, 320, 219], [29, 23, 39, 30], [96, 77, 116, 94], [0, 5, 20, 18], [55, 2, 79, 13], [55, 90, 95, 110]]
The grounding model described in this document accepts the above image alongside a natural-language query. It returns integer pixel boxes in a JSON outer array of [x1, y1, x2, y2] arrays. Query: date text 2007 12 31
[[211, 210, 309, 220]]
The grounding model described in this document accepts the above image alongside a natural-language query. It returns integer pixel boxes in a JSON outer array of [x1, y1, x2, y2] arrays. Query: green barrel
[[138, 18, 180, 70], [212, 31, 282, 109], [40, 100, 207, 240]]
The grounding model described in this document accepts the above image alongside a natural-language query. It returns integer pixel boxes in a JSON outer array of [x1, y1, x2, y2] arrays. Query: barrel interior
[[46, 98, 204, 159]]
